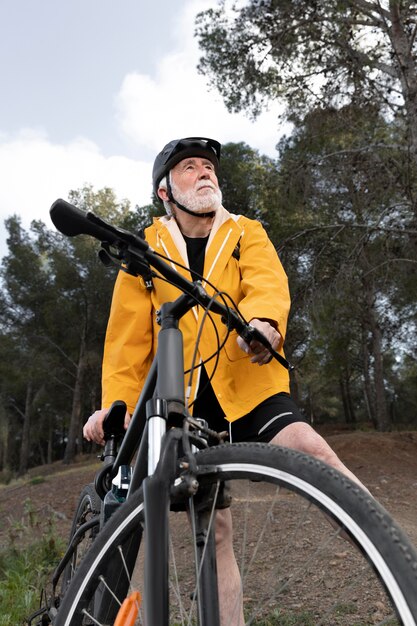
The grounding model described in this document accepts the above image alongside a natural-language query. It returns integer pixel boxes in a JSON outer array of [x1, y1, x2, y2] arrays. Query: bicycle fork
[[191, 505, 221, 626], [142, 320, 184, 626], [143, 426, 221, 626]]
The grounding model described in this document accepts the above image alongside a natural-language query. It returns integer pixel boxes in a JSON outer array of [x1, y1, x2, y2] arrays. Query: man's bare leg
[[215, 508, 245, 626], [269, 421, 369, 491]]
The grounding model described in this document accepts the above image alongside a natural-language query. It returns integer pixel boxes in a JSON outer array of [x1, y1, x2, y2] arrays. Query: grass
[[29, 476, 47, 486], [0, 499, 65, 625], [251, 611, 316, 625]]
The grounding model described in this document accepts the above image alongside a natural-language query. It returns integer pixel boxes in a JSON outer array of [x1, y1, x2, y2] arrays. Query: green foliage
[[273, 104, 417, 430], [219, 142, 278, 216], [195, 1, 417, 123], [29, 476, 46, 485], [0, 500, 65, 624], [0, 185, 156, 472]]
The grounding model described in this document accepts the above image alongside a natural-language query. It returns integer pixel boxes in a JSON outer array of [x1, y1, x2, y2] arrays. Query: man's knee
[[270, 421, 338, 466], [270, 420, 369, 493]]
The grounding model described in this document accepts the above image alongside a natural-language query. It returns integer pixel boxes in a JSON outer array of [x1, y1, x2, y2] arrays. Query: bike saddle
[[103, 400, 127, 440]]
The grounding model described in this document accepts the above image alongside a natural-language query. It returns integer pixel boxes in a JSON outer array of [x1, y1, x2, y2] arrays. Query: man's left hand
[[237, 318, 282, 365]]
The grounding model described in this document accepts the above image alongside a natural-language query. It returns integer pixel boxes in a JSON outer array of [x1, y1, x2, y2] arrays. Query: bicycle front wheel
[[54, 442, 417, 626]]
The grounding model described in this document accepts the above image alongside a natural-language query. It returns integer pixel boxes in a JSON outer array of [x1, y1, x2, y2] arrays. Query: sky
[[0, 0, 286, 258]]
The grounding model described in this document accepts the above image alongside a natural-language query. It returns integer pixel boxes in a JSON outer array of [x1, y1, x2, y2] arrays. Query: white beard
[[171, 181, 223, 213]]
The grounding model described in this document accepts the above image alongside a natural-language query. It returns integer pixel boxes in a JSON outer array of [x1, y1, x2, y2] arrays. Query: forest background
[[0, 0, 416, 477]]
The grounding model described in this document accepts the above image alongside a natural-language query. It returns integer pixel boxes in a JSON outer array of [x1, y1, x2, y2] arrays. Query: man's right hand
[[83, 408, 131, 446]]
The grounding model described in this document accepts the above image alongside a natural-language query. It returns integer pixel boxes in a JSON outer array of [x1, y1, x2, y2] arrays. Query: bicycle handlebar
[[50, 199, 292, 370], [50, 199, 148, 249]]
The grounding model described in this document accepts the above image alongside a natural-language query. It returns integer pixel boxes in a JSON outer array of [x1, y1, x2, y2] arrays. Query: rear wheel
[[54, 443, 417, 625], [61, 483, 101, 595]]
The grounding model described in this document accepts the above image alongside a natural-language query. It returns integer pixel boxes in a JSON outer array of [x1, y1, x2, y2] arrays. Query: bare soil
[[1, 430, 417, 625], [1, 430, 417, 548]]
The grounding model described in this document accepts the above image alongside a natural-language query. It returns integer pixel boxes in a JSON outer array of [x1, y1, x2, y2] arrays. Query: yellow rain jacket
[[102, 207, 291, 421]]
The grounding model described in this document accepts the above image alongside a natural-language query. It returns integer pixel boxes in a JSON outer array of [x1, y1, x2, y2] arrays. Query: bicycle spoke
[[230, 484, 401, 625], [188, 494, 200, 626], [81, 608, 102, 625], [97, 574, 122, 606], [169, 533, 188, 626]]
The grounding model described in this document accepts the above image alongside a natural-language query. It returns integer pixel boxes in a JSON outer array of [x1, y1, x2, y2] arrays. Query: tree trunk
[[18, 380, 33, 476], [362, 328, 377, 428], [63, 328, 87, 465], [362, 270, 391, 431], [368, 312, 391, 431], [289, 370, 301, 405], [346, 376, 357, 424], [339, 371, 356, 424], [388, 0, 417, 169], [307, 386, 315, 425], [47, 422, 53, 465], [38, 442, 46, 466], [0, 412, 10, 473]]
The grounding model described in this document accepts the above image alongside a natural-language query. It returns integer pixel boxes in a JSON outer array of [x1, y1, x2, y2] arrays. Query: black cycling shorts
[[194, 387, 307, 444], [229, 393, 307, 443]]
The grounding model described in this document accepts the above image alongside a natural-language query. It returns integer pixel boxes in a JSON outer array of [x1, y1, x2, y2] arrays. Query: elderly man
[[84, 137, 365, 626]]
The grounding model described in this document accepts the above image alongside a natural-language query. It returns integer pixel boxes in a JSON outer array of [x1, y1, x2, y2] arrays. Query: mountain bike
[[29, 199, 417, 626]]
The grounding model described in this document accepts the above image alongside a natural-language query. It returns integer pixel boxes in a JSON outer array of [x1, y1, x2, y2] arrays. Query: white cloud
[[115, 0, 285, 157], [0, 129, 152, 256]]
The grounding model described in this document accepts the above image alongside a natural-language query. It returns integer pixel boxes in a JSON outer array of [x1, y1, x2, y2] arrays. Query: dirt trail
[[1, 431, 417, 547]]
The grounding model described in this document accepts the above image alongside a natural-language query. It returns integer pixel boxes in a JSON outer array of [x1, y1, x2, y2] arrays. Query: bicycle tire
[[61, 483, 101, 595], [53, 442, 417, 626]]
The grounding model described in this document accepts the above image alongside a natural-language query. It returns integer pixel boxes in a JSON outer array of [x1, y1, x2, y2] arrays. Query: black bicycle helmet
[[152, 137, 221, 196]]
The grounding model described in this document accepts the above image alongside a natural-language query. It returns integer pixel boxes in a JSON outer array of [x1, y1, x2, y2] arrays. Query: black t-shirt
[[183, 234, 208, 281], [183, 235, 225, 423]]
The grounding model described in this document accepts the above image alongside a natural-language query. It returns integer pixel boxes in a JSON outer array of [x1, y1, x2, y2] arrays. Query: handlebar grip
[[239, 324, 272, 349], [50, 199, 117, 242], [50, 199, 150, 253], [242, 324, 293, 371]]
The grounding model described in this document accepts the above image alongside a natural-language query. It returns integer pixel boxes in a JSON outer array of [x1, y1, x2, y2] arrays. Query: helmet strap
[[166, 176, 216, 220]]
